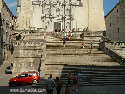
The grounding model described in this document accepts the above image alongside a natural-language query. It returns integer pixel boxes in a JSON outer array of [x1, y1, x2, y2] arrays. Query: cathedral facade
[[16, 0, 106, 32]]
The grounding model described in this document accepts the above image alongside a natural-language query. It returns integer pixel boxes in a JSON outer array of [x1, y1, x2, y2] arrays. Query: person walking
[[72, 72, 79, 94], [46, 74, 55, 94], [65, 72, 72, 94], [65, 84, 70, 94], [81, 42, 85, 48], [63, 37, 66, 47], [10, 63, 13, 67], [55, 77, 63, 94]]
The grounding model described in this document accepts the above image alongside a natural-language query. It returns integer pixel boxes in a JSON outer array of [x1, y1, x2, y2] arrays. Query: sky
[[4, 0, 120, 16]]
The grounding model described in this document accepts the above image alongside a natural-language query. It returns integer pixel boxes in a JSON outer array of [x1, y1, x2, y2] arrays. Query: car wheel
[[32, 80, 38, 85], [9, 82, 15, 87], [9, 83, 12, 87]]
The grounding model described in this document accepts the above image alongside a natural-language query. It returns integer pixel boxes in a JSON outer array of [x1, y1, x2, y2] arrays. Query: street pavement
[[0, 74, 13, 86], [78, 85, 125, 94], [1, 85, 125, 94], [1, 74, 125, 94]]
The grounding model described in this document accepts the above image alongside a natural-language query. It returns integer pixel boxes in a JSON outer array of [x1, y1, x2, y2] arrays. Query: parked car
[[5, 66, 13, 74], [9, 71, 40, 86]]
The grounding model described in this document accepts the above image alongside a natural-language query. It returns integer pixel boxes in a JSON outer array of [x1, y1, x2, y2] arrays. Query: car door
[[15, 74, 26, 84], [22, 73, 32, 84], [28, 73, 35, 84]]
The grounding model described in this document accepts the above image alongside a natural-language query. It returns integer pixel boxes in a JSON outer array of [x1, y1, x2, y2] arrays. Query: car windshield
[[18, 74, 28, 78], [18, 74, 25, 77], [32, 73, 37, 76], [28, 73, 38, 76]]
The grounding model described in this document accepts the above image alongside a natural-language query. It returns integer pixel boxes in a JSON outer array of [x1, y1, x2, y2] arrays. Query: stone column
[[87, 0, 106, 32], [72, 0, 88, 31], [16, 0, 33, 30], [31, 2, 43, 30], [0, 0, 2, 12]]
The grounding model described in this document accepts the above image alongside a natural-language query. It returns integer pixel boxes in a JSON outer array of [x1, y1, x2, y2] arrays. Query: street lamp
[[118, 28, 120, 42]]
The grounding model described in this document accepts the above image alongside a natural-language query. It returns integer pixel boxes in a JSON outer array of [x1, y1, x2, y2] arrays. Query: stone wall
[[99, 42, 125, 65], [105, 1, 125, 41], [11, 31, 46, 74], [0, 0, 15, 65]]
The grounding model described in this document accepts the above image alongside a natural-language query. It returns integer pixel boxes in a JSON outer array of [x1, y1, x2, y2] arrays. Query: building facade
[[105, 0, 125, 41], [16, 0, 106, 32], [0, 0, 15, 64]]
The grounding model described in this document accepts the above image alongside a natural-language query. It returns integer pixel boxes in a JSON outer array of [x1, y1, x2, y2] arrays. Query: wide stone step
[[45, 65, 64, 68], [80, 80, 125, 83], [47, 40, 99, 47], [45, 64, 125, 72], [46, 62, 119, 66], [47, 40, 99, 44], [90, 78, 125, 81], [46, 48, 99, 51], [47, 53, 105, 56], [47, 44, 99, 49], [60, 77, 125, 86], [45, 65, 125, 71], [45, 70, 125, 76], [79, 82, 125, 86], [45, 65, 125, 72], [82, 74, 124, 79], [47, 49, 104, 55], [47, 45, 86, 49]]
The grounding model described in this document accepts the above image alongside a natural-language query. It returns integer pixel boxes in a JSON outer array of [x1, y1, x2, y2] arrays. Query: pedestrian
[[65, 84, 70, 94], [67, 72, 72, 85], [63, 37, 66, 47], [10, 63, 13, 67], [72, 74, 78, 86], [72, 72, 79, 94], [46, 74, 55, 94], [68, 32, 71, 40], [65, 72, 72, 94], [81, 42, 85, 48], [55, 77, 63, 94]]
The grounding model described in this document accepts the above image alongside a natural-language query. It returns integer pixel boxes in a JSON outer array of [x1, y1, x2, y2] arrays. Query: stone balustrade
[[11, 31, 46, 74], [101, 42, 125, 65], [13, 40, 45, 47]]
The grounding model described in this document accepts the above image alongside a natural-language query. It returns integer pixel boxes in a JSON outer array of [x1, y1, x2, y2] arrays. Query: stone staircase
[[45, 35, 120, 78], [60, 65, 125, 86], [33, 65, 125, 87]]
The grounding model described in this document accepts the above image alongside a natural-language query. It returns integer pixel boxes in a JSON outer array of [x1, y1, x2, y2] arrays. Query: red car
[[9, 71, 40, 86]]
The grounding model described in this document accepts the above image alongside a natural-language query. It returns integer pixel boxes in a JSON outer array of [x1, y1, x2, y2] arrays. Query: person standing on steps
[[55, 77, 63, 94], [46, 74, 55, 94], [72, 71, 79, 94], [10, 63, 13, 67], [82, 42, 85, 48], [63, 36, 66, 47], [65, 72, 72, 94]]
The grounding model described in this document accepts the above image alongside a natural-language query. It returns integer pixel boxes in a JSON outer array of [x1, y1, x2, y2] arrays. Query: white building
[[16, 0, 106, 33]]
